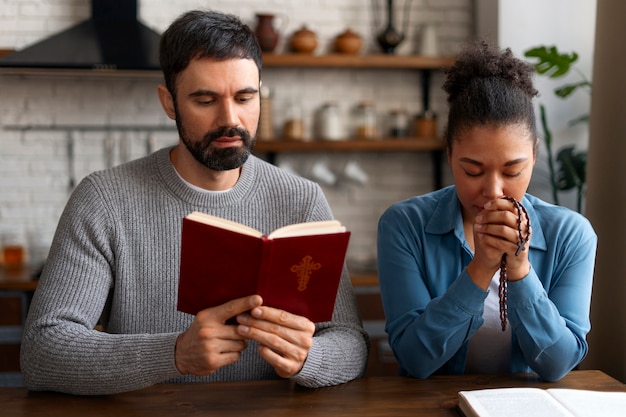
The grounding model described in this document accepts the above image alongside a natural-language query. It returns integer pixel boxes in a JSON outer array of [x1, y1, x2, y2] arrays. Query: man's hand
[[236, 306, 316, 378], [175, 295, 263, 376]]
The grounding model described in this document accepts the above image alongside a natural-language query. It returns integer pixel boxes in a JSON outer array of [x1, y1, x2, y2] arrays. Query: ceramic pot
[[290, 25, 318, 54], [334, 29, 363, 55], [255, 14, 280, 53]]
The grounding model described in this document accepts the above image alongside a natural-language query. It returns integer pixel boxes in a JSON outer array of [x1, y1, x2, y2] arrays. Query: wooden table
[[0, 266, 40, 292], [1, 370, 624, 416]]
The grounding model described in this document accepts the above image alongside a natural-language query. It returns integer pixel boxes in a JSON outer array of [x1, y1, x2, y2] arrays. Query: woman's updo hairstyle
[[442, 41, 539, 153]]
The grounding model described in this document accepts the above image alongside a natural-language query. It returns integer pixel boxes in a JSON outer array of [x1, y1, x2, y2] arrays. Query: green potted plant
[[524, 45, 592, 213]]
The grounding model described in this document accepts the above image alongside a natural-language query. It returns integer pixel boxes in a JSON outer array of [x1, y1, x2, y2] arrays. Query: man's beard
[[175, 107, 257, 171]]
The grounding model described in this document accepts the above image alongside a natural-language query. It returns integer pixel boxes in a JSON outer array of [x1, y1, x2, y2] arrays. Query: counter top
[[0, 266, 40, 292]]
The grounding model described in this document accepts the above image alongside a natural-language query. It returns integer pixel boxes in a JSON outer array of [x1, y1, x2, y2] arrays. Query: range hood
[[0, 0, 161, 73]]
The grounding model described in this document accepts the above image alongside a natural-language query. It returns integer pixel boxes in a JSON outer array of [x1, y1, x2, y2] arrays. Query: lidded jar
[[283, 101, 304, 141], [290, 25, 318, 54], [257, 85, 275, 141], [334, 29, 363, 55], [318, 102, 344, 141], [415, 109, 437, 138], [353, 101, 377, 139], [389, 109, 408, 137]]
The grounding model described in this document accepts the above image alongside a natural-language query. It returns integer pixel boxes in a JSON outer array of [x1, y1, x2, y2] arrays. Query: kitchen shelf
[[254, 137, 445, 152], [0, 50, 455, 78], [254, 137, 446, 190], [262, 53, 456, 69], [258, 53, 454, 190]]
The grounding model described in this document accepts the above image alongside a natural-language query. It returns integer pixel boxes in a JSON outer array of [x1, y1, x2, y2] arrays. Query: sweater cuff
[[289, 338, 323, 387], [137, 332, 184, 382]]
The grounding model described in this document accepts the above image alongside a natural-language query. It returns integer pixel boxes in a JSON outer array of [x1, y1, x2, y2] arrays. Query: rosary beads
[[498, 196, 531, 332]]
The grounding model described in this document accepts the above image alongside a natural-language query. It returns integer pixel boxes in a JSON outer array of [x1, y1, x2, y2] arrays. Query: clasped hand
[[175, 294, 315, 378], [470, 198, 532, 287]]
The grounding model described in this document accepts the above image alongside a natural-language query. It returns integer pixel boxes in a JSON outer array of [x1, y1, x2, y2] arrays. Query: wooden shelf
[[254, 137, 445, 153], [262, 53, 455, 69], [0, 49, 455, 70], [0, 51, 455, 76], [255, 137, 447, 189]]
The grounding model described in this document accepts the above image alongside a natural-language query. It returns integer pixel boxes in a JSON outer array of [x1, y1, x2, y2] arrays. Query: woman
[[376, 41, 596, 381]]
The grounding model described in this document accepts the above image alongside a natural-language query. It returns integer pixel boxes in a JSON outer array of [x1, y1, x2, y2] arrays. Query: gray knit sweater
[[20, 147, 369, 395]]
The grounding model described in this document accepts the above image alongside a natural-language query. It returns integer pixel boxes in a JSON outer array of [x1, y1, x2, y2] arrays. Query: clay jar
[[290, 25, 318, 54], [255, 14, 281, 53], [334, 29, 363, 55]]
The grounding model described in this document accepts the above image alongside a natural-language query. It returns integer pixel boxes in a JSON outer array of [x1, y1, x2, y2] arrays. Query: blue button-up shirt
[[377, 186, 596, 381]]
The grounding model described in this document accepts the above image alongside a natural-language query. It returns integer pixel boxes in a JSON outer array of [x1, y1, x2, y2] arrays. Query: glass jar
[[318, 102, 344, 141], [257, 85, 275, 141], [2, 229, 26, 269], [353, 101, 377, 139], [283, 101, 304, 141], [415, 110, 437, 138], [388, 109, 408, 137]]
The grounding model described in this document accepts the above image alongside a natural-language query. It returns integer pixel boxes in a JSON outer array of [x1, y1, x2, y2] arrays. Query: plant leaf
[[556, 146, 587, 190], [555, 81, 592, 98], [524, 46, 578, 78], [568, 114, 590, 127]]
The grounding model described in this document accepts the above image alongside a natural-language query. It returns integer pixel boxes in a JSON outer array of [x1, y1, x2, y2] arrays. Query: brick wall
[[0, 0, 471, 268]]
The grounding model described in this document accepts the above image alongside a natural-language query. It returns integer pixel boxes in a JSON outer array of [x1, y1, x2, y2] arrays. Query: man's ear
[[157, 84, 176, 120]]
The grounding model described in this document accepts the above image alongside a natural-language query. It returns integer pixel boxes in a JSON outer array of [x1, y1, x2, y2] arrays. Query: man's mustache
[[205, 127, 250, 142]]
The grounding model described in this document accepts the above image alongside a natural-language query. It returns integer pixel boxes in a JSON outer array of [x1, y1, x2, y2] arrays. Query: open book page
[[185, 211, 263, 238], [546, 388, 626, 417], [267, 220, 345, 239], [185, 212, 344, 239], [458, 388, 574, 417]]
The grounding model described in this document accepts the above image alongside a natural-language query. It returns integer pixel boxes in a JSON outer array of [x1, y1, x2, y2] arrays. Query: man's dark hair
[[159, 10, 263, 97]]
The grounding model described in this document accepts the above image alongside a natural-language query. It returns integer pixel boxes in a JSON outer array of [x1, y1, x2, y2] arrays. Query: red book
[[177, 211, 351, 322]]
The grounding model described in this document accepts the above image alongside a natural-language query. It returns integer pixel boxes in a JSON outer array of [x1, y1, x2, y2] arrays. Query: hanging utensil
[[120, 131, 130, 164], [67, 131, 76, 189], [145, 132, 157, 155], [104, 131, 115, 169]]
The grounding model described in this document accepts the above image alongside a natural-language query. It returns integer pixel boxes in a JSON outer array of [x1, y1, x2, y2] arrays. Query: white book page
[[547, 388, 626, 417], [186, 211, 263, 238], [267, 220, 344, 239], [458, 388, 574, 417], [186, 212, 345, 239]]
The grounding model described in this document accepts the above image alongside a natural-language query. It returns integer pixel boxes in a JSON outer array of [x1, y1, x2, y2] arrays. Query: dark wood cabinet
[[352, 275, 399, 377], [0, 268, 37, 385]]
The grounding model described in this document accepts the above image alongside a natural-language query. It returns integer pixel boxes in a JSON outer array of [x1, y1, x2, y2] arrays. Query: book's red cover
[[177, 218, 350, 322]]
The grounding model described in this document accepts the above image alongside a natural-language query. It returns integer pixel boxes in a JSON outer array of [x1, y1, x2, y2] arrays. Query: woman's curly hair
[[442, 41, 538, 152]]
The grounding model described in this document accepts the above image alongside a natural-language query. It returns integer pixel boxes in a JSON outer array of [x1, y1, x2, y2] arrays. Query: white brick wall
[[0, 0, 470, 268]]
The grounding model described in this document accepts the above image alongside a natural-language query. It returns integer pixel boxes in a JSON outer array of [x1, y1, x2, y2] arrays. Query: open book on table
[[177, 211, 351, 323], [458, 387, 626, 417]]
